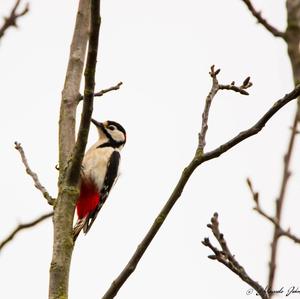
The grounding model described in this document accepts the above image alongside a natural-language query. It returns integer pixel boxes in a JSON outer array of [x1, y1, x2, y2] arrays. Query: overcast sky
[[0, 1, 299, 298]]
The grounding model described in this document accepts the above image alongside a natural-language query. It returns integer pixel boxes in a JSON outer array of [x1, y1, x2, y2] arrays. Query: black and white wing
[[83, 150, 121, 233]]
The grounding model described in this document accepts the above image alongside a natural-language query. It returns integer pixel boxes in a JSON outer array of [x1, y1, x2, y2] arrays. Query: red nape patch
[[76, 181, 99, 219]]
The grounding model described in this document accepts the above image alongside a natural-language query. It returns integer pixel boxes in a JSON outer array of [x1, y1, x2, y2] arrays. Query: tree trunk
[[49, 1, 90, 298]]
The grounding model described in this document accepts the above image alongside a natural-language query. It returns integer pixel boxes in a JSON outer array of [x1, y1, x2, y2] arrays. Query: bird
[[73, 119, 126, 241]]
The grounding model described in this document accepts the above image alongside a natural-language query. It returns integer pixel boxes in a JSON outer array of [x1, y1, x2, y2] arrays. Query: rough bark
[[49, 0, 101, 297], [66, 0, 101, 187], [58, 0, 90, 173], [49, 1, 90, 299], [286, 0, 300, 84]]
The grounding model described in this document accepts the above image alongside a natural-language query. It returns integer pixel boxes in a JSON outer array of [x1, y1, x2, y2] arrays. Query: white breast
[[81, 143, 118, 191]]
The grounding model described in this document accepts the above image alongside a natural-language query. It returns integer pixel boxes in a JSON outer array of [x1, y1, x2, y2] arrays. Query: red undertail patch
[[76, 181, 99, 219]]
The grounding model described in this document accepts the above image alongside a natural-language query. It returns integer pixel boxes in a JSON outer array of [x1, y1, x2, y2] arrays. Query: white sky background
[[0, 0, 299, 298]]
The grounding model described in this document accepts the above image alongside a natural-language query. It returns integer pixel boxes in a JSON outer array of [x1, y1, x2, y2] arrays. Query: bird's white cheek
[[111, 130, 125, 143]]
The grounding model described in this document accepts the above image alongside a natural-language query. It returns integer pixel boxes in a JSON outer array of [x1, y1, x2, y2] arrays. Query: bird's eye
[[108, 125, 115, 131]]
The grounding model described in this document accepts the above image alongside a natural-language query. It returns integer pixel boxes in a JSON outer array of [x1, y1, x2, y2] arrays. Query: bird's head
[[91, 119, 126, 148]]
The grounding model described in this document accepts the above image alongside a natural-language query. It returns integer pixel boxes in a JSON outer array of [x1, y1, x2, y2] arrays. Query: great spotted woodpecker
[[73, 119, 126, 240]]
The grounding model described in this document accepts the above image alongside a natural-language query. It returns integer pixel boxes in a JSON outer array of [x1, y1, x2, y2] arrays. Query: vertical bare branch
[[0, 0, 29, 40], [66, 0, 101, 186], [268, 113, 299, 290], [198, 66, 220, 151], [58, 0, 90, 173], [265, 1, 300, 292], [49, 0, 101, 297], [238, 0, 300, 294], [49, 0, 91, 298]]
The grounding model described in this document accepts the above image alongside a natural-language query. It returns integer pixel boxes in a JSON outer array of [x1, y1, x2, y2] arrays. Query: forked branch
[[202, 213, 268, 299], [200, 84, 300, 163], [247, 178, 300, 244], [0, 0, 29, 40], [198, 65, 252, 151], [101, 67, 300, 299]]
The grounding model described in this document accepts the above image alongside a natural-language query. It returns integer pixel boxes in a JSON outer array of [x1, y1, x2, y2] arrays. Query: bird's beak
[[91, 118, 104, 129]]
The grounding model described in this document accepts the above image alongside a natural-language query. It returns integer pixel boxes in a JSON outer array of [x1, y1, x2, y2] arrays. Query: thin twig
[[247, 178, 300, 244], [198, 66, 220, 151], [198, 66, 252, 151], [219, 75, 252, 95], [77, 81, 123, 102], [14, 142, 55, 205], [101, 70, 300, 299], [202, 213, 269, 299], [0, 0, 29, 40], [241, 0, 285, 38], [0, 212, 53, 251]]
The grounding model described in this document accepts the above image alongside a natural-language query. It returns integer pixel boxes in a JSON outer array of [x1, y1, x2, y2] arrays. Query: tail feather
[[83, 194, 107, 234], [73, 217, 87, 242]]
